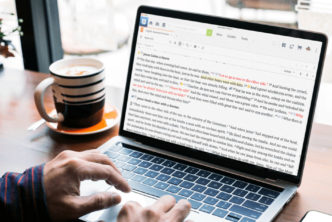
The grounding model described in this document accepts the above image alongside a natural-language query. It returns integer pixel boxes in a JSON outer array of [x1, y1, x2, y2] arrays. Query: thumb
[[74, 192, 122, 216]]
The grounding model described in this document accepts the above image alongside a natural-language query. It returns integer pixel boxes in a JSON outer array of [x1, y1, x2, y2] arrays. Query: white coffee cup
[[34, 58, 105, 128]]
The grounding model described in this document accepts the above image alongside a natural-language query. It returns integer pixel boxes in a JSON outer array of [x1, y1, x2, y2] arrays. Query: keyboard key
[[173, 163, 187, 171], [145, 171, 159, 178], [105, 151, 119, 159], [117, 155, 129, 162], [139, 161, 152, 168], [115, 161, 125, 168], [192, 184, 206, 193], [226, 212, 242, 222], [143, 178, 158, 186], [168, 178, 182, 185], [179, 189, 193, 197], [208, 181, 223, 189], [216, 200, 231, 209], [197, 170, 211, 178], [233, 181, 248, 189], [134, 167, 148, 175], [188, 199, 202, 210], [204, 188, 219, 197], [245, 184, 260, 192], [221, 177, 235, 185], [122, 164, 136, 172], [119, 148, 133, 155], [217, 192, 232, 201], [221, 185, 235, 193], [167, 186, 181, 194], [180, 181, 194, 189], [246, 193, 261, 201], [161, 167, 175, 175], [151, 157, 165, 164], [132, 175, 145, 182], [243, 200, 268, 212], [154, 182, 169, 190], [212, 208, 227, 218], [230, 196, 245, 204], [240, 217, 256, 222], [199, 204, 215, 214], [191, 193, 206, 201], [230, 205, 262, 219], [185, 167, 199, 174], [208, 173, 223, 181], [233, 189, 248, 197], [110, 145, 123, 152], [196, 178, 210, 185], [149, 164, 163, 171], [129, 151, 143, 158], [258, 188, 280, 199], [122, 171, 135, 179], [140, 154, 154, 161], [172, 171, 186, 178], [183, 174, 198, 182], [156, 174, 170, 182], [203, 196, 218, 205], [162, 160, 176, 167], [128, 158, 141, 165], [259, 196, 274, 205]]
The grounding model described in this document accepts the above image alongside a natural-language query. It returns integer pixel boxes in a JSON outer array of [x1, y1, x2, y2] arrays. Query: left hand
[[43, 149, 131, 221]]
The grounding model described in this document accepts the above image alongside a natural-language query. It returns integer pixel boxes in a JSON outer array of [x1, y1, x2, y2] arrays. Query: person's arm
[[0, 164, 50, 222], [0, 149, 131, 222]]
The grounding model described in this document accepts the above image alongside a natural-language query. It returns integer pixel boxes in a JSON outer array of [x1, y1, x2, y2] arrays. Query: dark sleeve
[[0, 164, 51, 222]]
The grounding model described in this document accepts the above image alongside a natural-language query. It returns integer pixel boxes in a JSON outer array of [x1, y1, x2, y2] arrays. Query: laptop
[[80, 6, 327, 222]]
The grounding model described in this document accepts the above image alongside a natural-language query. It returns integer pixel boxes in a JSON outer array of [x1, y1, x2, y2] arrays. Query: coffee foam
[[58, 65, 99, 76]]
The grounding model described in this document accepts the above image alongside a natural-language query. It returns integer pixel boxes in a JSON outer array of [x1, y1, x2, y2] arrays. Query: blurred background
[[1, 0, 332, 123]]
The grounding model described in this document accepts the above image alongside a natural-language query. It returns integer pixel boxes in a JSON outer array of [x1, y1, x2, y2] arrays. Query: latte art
[[58, 65, 99, 76]]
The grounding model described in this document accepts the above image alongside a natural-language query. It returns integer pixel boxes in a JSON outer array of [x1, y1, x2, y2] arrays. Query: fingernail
[[111, 193, 121, 203]]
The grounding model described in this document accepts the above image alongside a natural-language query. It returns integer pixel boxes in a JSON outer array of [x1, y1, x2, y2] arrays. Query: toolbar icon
[[206, 29, 213, 37], [139, 17, 148, 27]]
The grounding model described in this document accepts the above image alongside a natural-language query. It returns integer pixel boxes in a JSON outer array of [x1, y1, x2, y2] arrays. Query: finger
[[165, 199, 191, 222], [118, 201, 142, 220], [150, 195, 176, 213], [82, 149, 100, 154], [72, 191, 121, 216], [76, 161, 131, 192], [80, 152, 121, 174]]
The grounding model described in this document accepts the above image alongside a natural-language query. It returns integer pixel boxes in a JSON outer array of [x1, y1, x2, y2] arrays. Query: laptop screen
[[123, 12, 323, 177]]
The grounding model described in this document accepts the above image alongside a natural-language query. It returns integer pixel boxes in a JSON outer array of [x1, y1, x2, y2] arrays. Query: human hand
[[117, 195, 192, 222], [43, 149, 131, 221]]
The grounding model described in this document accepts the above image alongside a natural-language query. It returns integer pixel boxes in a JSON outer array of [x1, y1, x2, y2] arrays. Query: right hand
[[117, 195, 192, 222]]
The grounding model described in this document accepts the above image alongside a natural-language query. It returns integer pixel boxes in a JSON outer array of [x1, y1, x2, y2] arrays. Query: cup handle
[[34, 77, 64, 123]]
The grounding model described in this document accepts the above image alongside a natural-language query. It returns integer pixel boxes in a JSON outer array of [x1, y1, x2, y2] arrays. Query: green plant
[[0, 12, 23, 58]]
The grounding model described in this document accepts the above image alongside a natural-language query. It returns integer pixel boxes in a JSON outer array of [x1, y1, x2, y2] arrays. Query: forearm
[[0, 164, 51, 222]]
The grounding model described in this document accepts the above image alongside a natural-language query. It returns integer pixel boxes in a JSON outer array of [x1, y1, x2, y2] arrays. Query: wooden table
[[1, 68, 332, 222]]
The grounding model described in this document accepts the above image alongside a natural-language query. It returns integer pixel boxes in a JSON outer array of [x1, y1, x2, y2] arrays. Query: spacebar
[[128, 180, 185, 202]]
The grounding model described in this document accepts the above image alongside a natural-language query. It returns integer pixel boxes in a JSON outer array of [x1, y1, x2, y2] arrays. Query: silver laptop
[[80, 6, 327, 222]]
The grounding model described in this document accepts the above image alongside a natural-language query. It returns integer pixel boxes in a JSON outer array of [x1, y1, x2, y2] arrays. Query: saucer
[[46, 105, 120, 135]]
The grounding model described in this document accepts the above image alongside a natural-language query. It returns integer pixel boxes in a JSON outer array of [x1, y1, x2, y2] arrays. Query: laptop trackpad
[[79, 181, 210, 222]]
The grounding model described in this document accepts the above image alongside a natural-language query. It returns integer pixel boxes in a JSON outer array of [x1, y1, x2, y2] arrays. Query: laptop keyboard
[[104, 143, 281, 222]]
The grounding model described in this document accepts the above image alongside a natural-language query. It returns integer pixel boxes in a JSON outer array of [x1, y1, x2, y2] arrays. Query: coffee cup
[[34, 58, 105, 128]]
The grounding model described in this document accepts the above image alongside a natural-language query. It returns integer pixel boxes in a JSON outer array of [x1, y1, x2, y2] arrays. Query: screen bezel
[[119, 5, 327, 185]]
